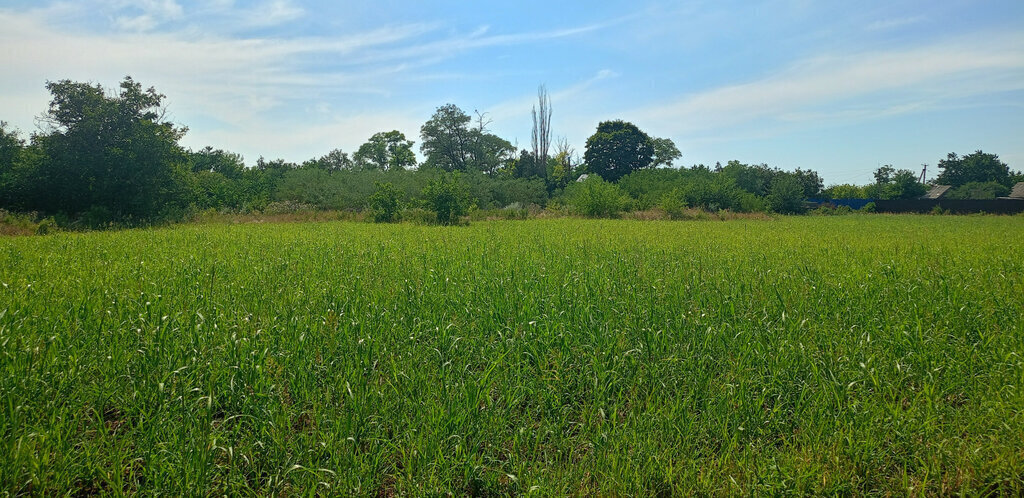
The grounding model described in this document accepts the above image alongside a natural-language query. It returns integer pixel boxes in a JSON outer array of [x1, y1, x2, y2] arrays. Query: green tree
[[873, 165, 896, 184], [0, 123, 24, 209], [792, 168, 824, 197], [767, 175, 806, 214], [31, 77, 191, 220], [583, 120, 654, 182], [936, 151, 1012, 187], [354, 131, 416, 171], [469, 132, 516, 175], [421, 104, 473, 171], [369, 181, 403, 222], [189, 146, 245, 179], [422, 172, 470, 225], [865, 166, 927, 199], [946, 181, 1010, 199], [884, 169, 927, 199], [822, 184, 867, 199], [566, 176, 629, 217], [302, 149, 354, 172], [650, 137, 681, 167]]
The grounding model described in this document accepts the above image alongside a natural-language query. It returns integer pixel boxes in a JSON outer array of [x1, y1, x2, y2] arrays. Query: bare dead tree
[[473, 109, 492, 134], [531, 85, 552, 168]]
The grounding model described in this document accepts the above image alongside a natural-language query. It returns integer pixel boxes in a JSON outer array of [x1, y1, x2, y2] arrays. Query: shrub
[[861, 202, 876, 213], [767, 176, 806, 214], [422, 173, 470, 225], [659, 188, 688, 219], [35, 217, 57, 235], [400, 207, 436, 225], [566, 176, 628, 218], [369, 182, 403, 223]]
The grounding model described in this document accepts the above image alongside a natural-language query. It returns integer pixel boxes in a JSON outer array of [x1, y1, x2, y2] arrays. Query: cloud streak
[[627, 32, 1024, 137]]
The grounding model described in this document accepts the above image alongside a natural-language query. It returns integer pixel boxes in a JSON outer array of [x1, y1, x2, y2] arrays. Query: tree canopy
[[936, 151, 1012, 187], [28, 77, 191, 219], [354, 131, 416, 171], [583, 120, 654, 182]]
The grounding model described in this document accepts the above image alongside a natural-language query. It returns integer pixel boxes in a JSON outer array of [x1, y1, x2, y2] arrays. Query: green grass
[[2, 216, 1023, 495]]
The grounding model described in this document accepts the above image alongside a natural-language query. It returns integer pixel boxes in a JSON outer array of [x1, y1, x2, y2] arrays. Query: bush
[[767, 176, 806, 214], [81, 205, 117, 229], [422, 173, 470, 225], [369, 182, 403, 223], [400, 207, 437, 225], [659, 188, 688, 219], [35, 217, 57, 235], [861, 202, 876, 213], [565, 176, 628, 218], [809, 204, 854, 216]]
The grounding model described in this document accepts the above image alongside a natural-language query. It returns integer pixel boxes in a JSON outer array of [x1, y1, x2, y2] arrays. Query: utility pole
[[919, 164, 928, 183]]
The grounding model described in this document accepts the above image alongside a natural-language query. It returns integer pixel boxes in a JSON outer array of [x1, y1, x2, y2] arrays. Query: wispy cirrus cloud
[[0, 2, 618, 162], [625, 32, 1024, 136], [866, 15, 927, 31]]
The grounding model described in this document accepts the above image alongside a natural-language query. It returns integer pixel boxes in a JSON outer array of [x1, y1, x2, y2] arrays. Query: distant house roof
[[1007, 182, 1024, 199], [920, 185, 951, 199], [576, 173, 590, 182]]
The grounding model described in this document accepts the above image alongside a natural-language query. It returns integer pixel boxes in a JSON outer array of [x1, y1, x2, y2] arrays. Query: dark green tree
[[468, 132, 516, 175], [369, 181, 403, 222], [420, 104, 472, 171], [302, 149, 354, 172], [354, 131, 416, 171], [0, 123, 24, 209], [936, 151, 1012, 187], [767, 175, 806, 214], [946, 181, 1010, 199], [583, 120, 654, 182], [884, 169, 928, 199], [865, 166, 927, 199], [792, 168, 824, 198], [189, 146, 245, 179], [30, 77, 191, 220]]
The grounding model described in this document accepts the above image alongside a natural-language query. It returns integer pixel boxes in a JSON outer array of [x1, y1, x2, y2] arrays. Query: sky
[[1, 0, 1022, 185]]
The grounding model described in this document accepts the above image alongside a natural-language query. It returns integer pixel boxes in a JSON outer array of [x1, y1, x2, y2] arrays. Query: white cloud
[[626, 33, 1024, 137], [866, 16, 926, 31], [235, 0, 305, 30], [0, 4, 616, 163]]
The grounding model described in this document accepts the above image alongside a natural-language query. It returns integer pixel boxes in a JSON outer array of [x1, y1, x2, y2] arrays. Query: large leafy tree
[[354, 130, 416, 171], [30, 77, 191, 219], [865, 165, 927, 199], [189, 146, 245, 179], [469, 132, 516, 175], [936, 151, 1012, 187], [583, 120, 654, 182], [420, 103, 516, 174], [303, 149, 354, 172], [649, 137, 681, 167], [0, 123, 24, 208], [420, 104, 473, 171]]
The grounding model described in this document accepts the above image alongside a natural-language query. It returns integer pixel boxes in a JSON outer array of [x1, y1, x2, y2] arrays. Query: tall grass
[[1, 216, 1023, 494]]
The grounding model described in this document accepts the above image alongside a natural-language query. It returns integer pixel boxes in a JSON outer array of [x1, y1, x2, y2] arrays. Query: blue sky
[[1, 0, 1022, 184]]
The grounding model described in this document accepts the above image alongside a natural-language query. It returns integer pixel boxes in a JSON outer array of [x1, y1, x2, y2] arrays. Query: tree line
[[1, 77, 1017, 228]]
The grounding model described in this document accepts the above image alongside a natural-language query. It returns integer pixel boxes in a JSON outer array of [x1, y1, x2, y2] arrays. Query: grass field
[[2, 216, 1023, 495]]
